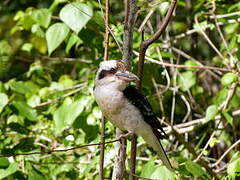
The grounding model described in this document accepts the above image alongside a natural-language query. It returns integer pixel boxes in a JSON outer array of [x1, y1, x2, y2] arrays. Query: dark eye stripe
[[98, 68, 117, 80], [98, 70, 108, 80]]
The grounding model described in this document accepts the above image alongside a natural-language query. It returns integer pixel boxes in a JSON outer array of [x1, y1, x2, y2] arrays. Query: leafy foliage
[[0, 0, 240, 179]]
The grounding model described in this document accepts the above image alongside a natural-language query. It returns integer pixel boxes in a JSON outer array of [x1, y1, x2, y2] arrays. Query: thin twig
[[173, 18, 240, 41], [194, 13, 224, 60], [133, 51, 235, 73], [211, 139, 240, 167], [97, 0, 123, 54], [137, 0, 177, 88], [99, 0, 110, 178], [0, 135, 130, 158]]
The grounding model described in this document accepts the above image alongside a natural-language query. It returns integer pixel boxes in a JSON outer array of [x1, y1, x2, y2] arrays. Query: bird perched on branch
[[94, 60, 172, 170]]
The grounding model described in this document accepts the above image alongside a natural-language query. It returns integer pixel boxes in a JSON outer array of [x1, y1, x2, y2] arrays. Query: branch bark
[[100, 0, 110, 179], [112, 0, 137, 179], [137, 0, 177, 88]]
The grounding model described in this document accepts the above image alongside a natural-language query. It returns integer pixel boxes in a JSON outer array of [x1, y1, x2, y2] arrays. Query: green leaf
[[221, 72, 238, 86], [65, 33, 81, 54], [10, 81, 32, 94], [46, 23, 70, 55], [227, 158, 240, 178], [205, 105, 218, 122], [0, 163, 18, 179], [53, 97, 90, 134], [140, 161, 155, 178], [27, 95, 41, 108], [0, 158, 9, 167], [20, 14, 35, 30], [21, 43, 33, 52], [184, 60, 199, 71], [59, 2, 93, 33], [13, 101, 38, 121], [0, 93, 8, 113], [185, 161, 205, 177], [150, 166, 175, 180], [222, 111, 233, 125], [92, 106, 102, 119], [178, 71, 196, 91], [32, 9, 52, 28]]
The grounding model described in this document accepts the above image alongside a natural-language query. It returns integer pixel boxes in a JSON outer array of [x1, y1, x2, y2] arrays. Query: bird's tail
[[139, 128, 173, 170], [157, 140, 173, 170]]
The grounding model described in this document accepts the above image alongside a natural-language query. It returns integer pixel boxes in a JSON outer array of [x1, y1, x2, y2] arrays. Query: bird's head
[[95, 60, 139, 90]]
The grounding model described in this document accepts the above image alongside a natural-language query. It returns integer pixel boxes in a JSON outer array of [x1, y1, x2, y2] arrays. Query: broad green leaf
[[31, 24, 45, 37], [13, 101, 38, 121], [227, 158, 240, 178], [185, 161, 205, 177], [46, 23, 70, 55], [0, 158, 9, 167], [59, 3, 93, 33], [65, 33, 81, 54], [178, 71, 196, 91], [20, 14, 35, 30], [140, 161, 155, 178], [0, 40, 12, 55], [221, 72, 238, 86], [150, 166, 175, 180], [32, 9, 52, 28], [28, 169, 45, 180], [0, 163, 18, 179], [10, 81, 32, 94], [205, 105, 218, 122], [224, 23, 239, 34], [0, 93, 8, 113], [53, 97, 87, 134], [27, 95, 41, 107]]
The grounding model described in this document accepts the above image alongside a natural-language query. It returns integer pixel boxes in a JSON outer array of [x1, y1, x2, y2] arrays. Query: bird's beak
[[115, 71, 139, 82]]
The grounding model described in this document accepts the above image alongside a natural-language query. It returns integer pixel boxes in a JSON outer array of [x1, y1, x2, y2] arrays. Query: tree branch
[[99, 0, 110, 179], [112, 1, 137, 179], [137, 0, 177, 88]]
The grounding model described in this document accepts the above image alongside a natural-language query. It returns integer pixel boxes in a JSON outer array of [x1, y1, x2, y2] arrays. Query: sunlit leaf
[[59, 2, 93, 33], [13, 101, 38, 121], [46, 23, 70, 55], [205, 105, 218, 122], [221, 72, 238, 86], [0, 93, 8, 113], [227, 158, 240, 179], [32, 8, 52, 28], [140, 161, 155, 178], [150, 166, 175, 180], [185, 161, 206, 177], [0, 163, 18, 179], [178, 71, 196, 91], [53, 97, 87, 134], [65, 33, 81, 54]]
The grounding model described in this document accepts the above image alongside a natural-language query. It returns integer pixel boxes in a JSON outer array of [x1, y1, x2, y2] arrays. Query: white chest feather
[[94, 86, 143, 132]]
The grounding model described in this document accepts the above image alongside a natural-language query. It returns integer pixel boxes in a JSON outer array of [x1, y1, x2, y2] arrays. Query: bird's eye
[[109, 68, 116, 73]]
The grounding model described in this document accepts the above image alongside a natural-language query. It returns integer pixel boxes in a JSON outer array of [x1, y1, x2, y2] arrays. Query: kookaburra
[[94, 60, 172, 170]]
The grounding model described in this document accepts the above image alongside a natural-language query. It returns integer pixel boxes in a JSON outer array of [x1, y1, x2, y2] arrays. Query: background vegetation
[[0, 0, 240, 179]]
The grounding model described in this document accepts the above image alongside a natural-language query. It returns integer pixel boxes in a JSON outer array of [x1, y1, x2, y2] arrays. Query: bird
[[94, 60, 172, 170]]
